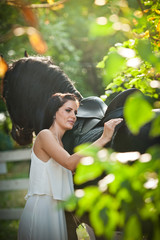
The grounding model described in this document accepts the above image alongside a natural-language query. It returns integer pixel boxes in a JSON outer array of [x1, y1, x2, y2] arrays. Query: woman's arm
[[38, 118, 123, 171]]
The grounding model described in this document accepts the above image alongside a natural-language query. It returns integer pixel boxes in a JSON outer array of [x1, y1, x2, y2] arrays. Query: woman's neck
[[49, 124, 65, 144]]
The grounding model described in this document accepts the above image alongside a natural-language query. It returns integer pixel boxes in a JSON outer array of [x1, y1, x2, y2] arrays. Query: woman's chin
[[66, 125, 74, 130]]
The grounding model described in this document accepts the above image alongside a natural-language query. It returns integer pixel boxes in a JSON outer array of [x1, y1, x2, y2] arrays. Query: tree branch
[[5, 0, 68, 9], [28, 0, 68, 9], [136, 0, 144, 12]]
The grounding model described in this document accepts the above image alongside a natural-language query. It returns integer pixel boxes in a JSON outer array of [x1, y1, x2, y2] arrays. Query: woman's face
[[55, 100, 78, 131]]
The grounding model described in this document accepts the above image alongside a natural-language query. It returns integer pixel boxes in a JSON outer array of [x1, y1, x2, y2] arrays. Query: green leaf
[[124, 215, 142, 240], [89, 21, 114, 37], [90, 195, 119, 238], [150, 114, 160, 137], [117, 188, 132, 203], [74, 162, 103, 184], [137, 39, 153, 62], [103, 51, 126, 84], [96, 55, 108, 69], [137, 39, 160, 70], [124, 92, 155, 134], [78, 186, 101, 212], [60, 194, 78, 212]]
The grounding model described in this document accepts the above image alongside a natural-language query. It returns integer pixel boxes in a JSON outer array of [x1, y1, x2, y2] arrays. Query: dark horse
[[2, 55, 160, 154], [2, 55, 160, 240]]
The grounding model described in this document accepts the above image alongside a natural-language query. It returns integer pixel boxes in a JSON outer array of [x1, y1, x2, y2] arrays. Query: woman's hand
[[92, 118, 123, 148], [102, 118, 123, 143]]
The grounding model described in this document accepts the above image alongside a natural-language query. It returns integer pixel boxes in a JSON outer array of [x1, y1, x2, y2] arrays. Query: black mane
[[3, 56, 82, 145]]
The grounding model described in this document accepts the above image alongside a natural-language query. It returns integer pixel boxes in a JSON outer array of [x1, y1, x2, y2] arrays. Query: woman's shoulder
[[37, 129, 54, 140], [34, 129, 57, 153], [37, 129, 53, 136], [38, 129, 51, 135]]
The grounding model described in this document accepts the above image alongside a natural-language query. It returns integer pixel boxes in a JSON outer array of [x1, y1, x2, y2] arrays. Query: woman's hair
[[42, 93, 79, 129]]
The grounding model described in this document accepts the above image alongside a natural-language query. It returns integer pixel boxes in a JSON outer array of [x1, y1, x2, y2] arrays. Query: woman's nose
[[72, 111, 76, 119]]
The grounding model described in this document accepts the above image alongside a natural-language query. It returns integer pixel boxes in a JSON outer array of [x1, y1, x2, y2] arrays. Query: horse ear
[[0, 55, 8, 78], [24, 50, 29, 57]]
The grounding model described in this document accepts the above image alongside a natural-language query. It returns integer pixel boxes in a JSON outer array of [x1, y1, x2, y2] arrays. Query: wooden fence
[[0, 148, 31, 220]]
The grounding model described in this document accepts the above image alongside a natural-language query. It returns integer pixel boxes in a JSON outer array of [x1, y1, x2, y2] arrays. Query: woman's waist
[[25, 183, 74, 201], [25, 192, 54, 200]]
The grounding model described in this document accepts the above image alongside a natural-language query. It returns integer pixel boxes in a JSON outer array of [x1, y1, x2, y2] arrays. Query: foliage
[[64, 145, 160, 240], [62, 1, 160, 239], [0, 112, 15, 150], [98, 39, 160, 101], [0, 220, 19, 240], [124, 91, 155, 134]]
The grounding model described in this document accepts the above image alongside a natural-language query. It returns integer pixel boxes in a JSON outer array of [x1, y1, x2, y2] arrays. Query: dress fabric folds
[[18, 150, 74, 240]]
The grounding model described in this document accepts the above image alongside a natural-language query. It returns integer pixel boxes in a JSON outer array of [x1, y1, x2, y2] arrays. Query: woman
[[18, 93, 123, 240]]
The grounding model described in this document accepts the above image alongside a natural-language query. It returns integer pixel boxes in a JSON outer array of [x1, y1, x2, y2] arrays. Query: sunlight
[[113, 22, 130, 32], [96, 17, 107, 25], [80, 156, 94, 166], [97, 149, 108, 162], [139, 153, 152, 163], [75, 189, 85, 198], [150, 80, 160, 88], [134, 10, 143, 18], [0, 113, 6, 122], [113, 151, 140, 163], [98, 174, 115, 192], [121, 23, 131, 32], [109, 14, 119, 22], [8, 50, 15, 56], [94, 0, 106, 6], [113, 22, 122, 30], [13, 27, 25, 36], [127, 57, 141, 68], [144, 178, 158, 189], [118, 47, 135, 58]]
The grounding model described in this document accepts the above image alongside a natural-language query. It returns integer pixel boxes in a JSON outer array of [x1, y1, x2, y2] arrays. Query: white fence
[[0, 148, 31, 220]]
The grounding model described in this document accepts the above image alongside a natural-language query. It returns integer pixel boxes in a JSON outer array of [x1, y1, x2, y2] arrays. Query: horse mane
[[3, 56, 82, 145]]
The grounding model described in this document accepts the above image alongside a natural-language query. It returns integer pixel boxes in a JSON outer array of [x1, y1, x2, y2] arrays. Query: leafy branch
[[4, 0, 68, 9]]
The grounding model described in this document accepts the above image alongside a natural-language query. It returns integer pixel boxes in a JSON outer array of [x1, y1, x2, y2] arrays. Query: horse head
[[2, 56, 82, 145]]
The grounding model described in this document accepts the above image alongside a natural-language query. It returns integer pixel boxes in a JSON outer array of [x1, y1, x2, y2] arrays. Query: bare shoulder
[[37, 129, 55, 142], [38, 129, 52, 136], [33, 129, 56, 161]]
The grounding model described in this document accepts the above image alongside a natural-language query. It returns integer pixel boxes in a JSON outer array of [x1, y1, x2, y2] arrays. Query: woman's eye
[[66, 109, 71, 113]]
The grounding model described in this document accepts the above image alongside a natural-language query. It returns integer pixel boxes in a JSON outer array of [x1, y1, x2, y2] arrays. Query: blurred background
[[0, 0, 160, 239]]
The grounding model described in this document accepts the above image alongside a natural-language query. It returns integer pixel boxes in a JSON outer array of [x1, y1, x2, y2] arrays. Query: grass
[[0, 190, 27, 208], [0, 160, 30, 180], [0, 220, 19, 240], [0, 160, 30, 240]]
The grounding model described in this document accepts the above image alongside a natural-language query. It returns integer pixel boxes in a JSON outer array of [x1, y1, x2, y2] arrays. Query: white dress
[[18, 149, 74, 240]]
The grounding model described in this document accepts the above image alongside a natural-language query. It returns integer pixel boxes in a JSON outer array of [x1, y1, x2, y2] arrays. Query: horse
[[2, 55, 160, 154], [2, 55, 160, 240]]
